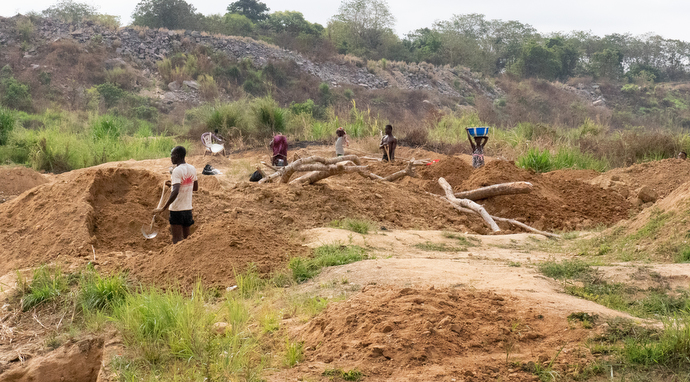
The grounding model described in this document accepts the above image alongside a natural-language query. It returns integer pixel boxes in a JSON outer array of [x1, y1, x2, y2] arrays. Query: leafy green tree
[[222, 13, 254, 36], [42, 0, 97, 24], [328, 0, 395, 57], [403, 28, 442, 63], [264, 11, 323, 36], [226, 0, 269, 22], [132, 0, 200, 30], [591, 48, 623, 80], [512, 41, 561, 80], [546, 36, 580, 80]]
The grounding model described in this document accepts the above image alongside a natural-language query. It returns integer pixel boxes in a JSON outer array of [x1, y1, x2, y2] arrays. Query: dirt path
[[300, 228, 666, 321]]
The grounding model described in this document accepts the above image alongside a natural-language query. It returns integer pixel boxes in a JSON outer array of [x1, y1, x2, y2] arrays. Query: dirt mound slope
[[419, 159, 630, 231], [125, 218, 307, 286], [289, 286, 595, 382], [0, 166, 48, 200], [591, 158, 690, 201]]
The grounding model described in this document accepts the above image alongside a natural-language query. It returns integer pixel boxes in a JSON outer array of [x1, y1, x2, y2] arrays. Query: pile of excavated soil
[[418, 158, 630, 231], [284, 286, 595, 382], [0, 160, 492, 283], [0, 166, 47, 201], [590, 158, 690, 201], [125, 217, 307, 287]]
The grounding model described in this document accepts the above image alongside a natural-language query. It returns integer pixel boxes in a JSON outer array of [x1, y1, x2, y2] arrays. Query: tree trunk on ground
[[258, 155, 362, 184], [454, 182, 533, 200], [289, 164, 372, 185], [438, 177, 500, 232], [383, 160, 417, 181]]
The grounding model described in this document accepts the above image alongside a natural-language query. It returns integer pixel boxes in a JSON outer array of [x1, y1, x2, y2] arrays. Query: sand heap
[[292, 286, 595, 382], [0, 167, 48, 202], [418, 158, 631, 231]]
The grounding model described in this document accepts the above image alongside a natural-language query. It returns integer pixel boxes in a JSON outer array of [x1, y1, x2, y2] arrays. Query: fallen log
[[289, 164, 372, 185], [427, 190, 560, 238], [258, 155, 361, 184], [383, 159, 417, 182], [454, 182, 533, 201], [439, 177, 500, 232]]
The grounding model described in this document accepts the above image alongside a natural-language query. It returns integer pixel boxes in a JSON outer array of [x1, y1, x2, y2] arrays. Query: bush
[[105, 67, 136, 90], [91, 115, 122, 140], [198, 74, 219, 100], [517, 147, 552, 173], [253, 97, 286, 135], [94, 83, 125, 108], [1, 75, 32, 111], [0, 108, 14, 145], [15, 18, 34, 42], [538, 259, 593, 280], [79, 266, 129, 312]]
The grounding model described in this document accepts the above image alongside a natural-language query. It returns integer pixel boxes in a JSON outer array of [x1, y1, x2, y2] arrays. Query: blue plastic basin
[[466, 127, 490, 137]]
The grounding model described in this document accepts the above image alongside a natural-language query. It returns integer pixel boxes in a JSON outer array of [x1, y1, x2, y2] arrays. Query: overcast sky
[[3, 0, 690, 41]]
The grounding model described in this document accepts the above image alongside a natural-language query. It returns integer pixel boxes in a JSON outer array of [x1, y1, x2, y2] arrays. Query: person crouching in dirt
[[678, 151, 687, 160], [335, 127, 349, 157], [379, 124, 397, 162], [467, 130, 488, 168], [154, 146, 198, 244], [270, 133, 288, 166]]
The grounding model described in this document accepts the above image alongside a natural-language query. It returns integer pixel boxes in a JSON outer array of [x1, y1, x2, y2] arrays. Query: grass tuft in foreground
[[289, 244, 368, 283], [18, 265, 68, 311], [330, 218, 376, 234]]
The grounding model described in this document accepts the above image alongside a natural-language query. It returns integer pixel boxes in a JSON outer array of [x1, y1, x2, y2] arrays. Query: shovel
[[142, 182, 168, 239]]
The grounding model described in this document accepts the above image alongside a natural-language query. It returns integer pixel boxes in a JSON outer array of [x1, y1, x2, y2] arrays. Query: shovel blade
[[141, 225, 158, 239]]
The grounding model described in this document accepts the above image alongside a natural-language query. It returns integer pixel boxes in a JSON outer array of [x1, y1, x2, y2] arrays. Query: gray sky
[[3, 0, 690, 41]]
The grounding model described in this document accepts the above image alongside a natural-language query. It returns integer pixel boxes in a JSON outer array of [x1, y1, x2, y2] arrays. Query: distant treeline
[[26, 0, 690, 82]]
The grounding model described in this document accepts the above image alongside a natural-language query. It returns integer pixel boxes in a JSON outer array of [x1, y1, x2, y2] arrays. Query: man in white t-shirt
[[154, 146, 198, 244]]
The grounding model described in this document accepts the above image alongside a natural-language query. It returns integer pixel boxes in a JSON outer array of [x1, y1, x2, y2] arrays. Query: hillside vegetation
[[0, 0, 690, 174]]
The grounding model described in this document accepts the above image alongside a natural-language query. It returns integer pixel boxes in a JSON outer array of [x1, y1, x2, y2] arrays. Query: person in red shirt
[[270, 133, 288, 166]]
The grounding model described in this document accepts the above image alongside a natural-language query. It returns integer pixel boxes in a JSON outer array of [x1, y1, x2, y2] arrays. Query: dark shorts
[[169, 210, 194, 227]]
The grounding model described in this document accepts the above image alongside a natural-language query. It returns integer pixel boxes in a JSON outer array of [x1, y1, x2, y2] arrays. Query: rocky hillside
[[0, 15, 502, 102]]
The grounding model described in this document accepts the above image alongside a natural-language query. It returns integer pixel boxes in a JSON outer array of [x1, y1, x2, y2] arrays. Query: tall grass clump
[[112, 283, 215, 364], [538, 259, 593, 280], [622, 313, 690, 369], [517, 147, 608, 173], [253, 96, 286, 136], [517, 147, 552, 173], [19, 265, 68, 311], [0, 107, 14, 145], [289, 245, 368, 283], [79, 266, 128, 312], [427, 113, 484, 144]]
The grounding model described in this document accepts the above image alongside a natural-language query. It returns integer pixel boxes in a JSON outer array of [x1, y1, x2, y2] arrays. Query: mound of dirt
[[125, 218, 307, 286], [590, 158, 690, 201], [417, 159, 630, 231], [292, 286, 595, 381], [0, 167, 48, 200]]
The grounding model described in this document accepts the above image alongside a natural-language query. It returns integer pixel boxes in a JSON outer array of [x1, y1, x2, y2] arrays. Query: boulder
[[167, 81, 181, 91], [183, 80, 199, 90]]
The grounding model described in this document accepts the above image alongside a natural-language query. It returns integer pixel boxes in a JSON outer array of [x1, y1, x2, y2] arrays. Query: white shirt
[[169, 163, 197, 211], [335, 136, 346, 155]]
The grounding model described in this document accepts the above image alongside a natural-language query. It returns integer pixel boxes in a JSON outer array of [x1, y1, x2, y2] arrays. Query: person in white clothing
[[154, 146, 198, 244], [335, 127, 349, 156]]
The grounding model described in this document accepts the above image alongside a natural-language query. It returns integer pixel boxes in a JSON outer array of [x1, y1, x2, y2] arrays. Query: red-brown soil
[[278, 286, 596, 382], [0, 166, 47, 201], [418, 158, 631, 231], [591, 158, 690, 200]]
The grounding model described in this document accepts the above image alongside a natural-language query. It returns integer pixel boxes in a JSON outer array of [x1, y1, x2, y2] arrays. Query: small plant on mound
[[18, 265, 68, 311], [234, 264, 265, 298], [330, 218, 375, 234], [323, 368, 364, 381], [289, 244, 368, 283], [414, 241, 467, 252], [538, 259, 592, 280], [283, 337, 304, 367]]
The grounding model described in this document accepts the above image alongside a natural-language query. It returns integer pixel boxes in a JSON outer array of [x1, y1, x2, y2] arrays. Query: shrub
[[517, 147, 552, 173], [38, 71, 52, 86], [538, 259, 593, 280], [94, 83, 125, 108], [253, 97, 286, 135], [0, 108, 14, 145], [198, 74, 219, 100], [1, 76, 32, 111], [105, 67, 136, 90], [91, 115, 122, 140], [318, 82, 332, 105], [15, 18, 34, 42]]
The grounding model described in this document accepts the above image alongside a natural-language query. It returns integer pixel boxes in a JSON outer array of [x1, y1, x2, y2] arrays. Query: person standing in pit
[[335, 127, 349, 156], [154, 146, 198, 244], [270, 133, 288, 166], [379, 124, 397, 162]]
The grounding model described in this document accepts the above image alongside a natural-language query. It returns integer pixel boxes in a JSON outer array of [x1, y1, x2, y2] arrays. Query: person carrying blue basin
[[466, 127, 489, 168]]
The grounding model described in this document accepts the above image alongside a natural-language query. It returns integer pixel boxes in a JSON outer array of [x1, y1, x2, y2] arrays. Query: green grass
[[284, 338, 304, 367], [516, 147, 608, 173], [442, 231, 481, 246], [79, 266, 128, 313], [19, 266, 69, 311], [413, 241, 467, 252], [330, 218, 375, 234], [539, 260, 690, 318], [537, 259, 593, 280], [234, 264, 265, 298], [323, 368, 364, 381], [289, 244, 368, 283]]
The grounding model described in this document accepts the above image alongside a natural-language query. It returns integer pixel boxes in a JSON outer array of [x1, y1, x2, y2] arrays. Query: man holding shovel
[[154, 146, 198, 244]]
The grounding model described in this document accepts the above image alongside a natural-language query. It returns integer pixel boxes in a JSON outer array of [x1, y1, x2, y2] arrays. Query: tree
[[226, 0, 269, 23], [328, 0, 395, 57], [42, 0, 97, 24], [264, 11, 323, 36], [512, 41, 561, 80], [222, 13, 255, 36], [132, 0, 200, 30], [591, 48, 623, 80]]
